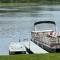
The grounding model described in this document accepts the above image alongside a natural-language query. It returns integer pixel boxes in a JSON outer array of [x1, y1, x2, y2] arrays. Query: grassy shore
[[0, 2, 60, 7], [0, 53, 60, 60], [0, 3, 40, 6]]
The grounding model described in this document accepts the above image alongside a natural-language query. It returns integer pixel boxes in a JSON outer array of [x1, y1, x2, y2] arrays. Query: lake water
[[0, 5, 60, 55]]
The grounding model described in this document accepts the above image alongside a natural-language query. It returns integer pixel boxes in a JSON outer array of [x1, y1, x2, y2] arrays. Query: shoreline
[[0, 3, 60, 7]]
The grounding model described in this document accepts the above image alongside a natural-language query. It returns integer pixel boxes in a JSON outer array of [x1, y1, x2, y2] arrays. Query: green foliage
[[0, 0, 60, 3]]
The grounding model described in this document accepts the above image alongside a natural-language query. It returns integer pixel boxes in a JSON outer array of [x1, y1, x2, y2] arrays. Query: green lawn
[[0, 53, 60, 60]]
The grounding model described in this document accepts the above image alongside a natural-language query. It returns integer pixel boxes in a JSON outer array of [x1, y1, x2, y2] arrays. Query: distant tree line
[[0, 0, 60, 3]]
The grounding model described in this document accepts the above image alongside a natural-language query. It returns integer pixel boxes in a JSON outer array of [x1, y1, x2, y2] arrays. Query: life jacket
[[48, 31, 57, 37]]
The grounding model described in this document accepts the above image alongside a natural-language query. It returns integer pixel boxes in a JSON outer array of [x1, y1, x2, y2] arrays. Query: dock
[[23, 41, 48, 54], [9, 40, 48, 54]]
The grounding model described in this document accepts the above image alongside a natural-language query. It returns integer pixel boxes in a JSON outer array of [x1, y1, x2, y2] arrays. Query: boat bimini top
[[34, 21, 56, 32], [34, 21, 56, 26]]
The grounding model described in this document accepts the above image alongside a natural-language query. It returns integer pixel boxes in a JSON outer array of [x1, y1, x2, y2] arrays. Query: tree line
[[0, 0, 60, 3]]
